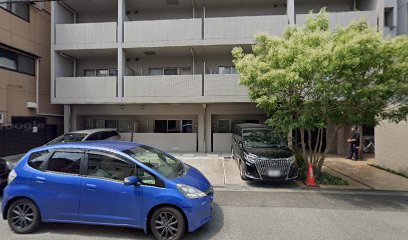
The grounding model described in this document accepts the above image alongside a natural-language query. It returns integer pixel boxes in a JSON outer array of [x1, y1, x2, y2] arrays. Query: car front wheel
[[7, 199, 41, 234], [150, 207, 186, 240]]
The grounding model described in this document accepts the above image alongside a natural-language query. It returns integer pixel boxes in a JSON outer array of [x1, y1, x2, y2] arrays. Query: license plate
[[267, 169, 281, 177]]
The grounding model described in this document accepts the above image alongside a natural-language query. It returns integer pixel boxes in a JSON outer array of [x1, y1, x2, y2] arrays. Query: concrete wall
[[213, 133, 232, 152], [397, 0, 408, 34], [120, 133, 197, 152], [204, 74, 248, 98], [56, 22, 117, 45], [296, 11, 378, 29], [0, 3, 62, 126], [375, 121, 408, 176]]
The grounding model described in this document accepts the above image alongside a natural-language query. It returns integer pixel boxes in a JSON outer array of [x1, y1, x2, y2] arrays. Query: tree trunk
[[288, 128, 293, 150], [316, 125, 341, 172], [300, 128, 308, 167], [307, 129, 313, 165]]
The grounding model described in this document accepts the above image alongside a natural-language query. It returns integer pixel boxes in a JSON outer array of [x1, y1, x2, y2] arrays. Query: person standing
[[347, 126, 360, 161]]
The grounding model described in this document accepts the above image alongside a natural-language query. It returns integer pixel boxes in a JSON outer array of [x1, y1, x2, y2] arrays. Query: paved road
[[1, 190, 408, 240]]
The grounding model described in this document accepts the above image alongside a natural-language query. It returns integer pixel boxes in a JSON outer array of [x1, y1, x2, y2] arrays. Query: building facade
[[51, 0, 397, 153], [1, 1, 63, 156], [374, 0, 408, 175]]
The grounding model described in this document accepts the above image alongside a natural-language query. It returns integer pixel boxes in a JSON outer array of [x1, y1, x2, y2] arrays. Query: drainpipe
[[59, 1, 77, 23], [35, 58, 64, 117]]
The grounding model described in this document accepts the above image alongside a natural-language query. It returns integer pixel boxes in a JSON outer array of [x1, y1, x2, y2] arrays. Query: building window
[[0, 2, 30, 22], [148, 67, 192, 76], [219, 66, 237, 74], [83, 69, 117, 77], [215, 119, 260, 133], [154, 120, 193, 133], [384, 7, 394, 28], [0, 46, 36, 76]]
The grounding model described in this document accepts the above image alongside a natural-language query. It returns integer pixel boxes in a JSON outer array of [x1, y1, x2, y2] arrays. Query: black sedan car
[[0, 157, 11, 190], [231, 124, 298, 181]]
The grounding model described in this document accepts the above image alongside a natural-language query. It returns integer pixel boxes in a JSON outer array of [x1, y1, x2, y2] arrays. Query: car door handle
[[85, 184, 96, 190], [35, 176, 46, 183]]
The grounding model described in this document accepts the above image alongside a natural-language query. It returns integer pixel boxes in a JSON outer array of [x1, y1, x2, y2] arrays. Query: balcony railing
[[204, 15, 288, 43], [55, 77, 117, 103], [55, 22, 117, 46], [296, 11, 378, 30], [204, 74, 248, 97], [124, 18, 202, 44], [124, 75, 202, 102]]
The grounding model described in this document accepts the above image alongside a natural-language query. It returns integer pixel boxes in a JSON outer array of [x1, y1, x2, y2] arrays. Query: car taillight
[[8, 169, 17, 184]]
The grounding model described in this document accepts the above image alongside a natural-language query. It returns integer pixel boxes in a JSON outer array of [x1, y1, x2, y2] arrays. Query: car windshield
[[123, 145, 187, 179], [47, 133, 88, 145], [243, 129, 286, 148]]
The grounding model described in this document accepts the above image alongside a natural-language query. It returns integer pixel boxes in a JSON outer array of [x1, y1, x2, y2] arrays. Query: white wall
[[213, 133, 232, 152], [120, 133, 197, 152], [375, 121, 408, 176]]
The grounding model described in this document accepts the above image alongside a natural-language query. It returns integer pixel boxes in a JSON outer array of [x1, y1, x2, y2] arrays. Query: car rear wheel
[[239, 160, 248, 181], [150, 207, 186, 240], [7, 199, 41, 234]]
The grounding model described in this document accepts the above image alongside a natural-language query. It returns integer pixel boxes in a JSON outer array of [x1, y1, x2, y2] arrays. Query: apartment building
[[51, 0, 397, 153], [1, 1, 63, 156], [374, 0, 408, 175]]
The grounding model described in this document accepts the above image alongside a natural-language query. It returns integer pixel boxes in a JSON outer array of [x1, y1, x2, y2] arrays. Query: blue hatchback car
[[2, 141, 213, 240]]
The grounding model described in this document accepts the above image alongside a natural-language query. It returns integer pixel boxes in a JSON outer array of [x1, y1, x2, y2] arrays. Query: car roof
[[31, 141, 142, 153], [67, 128, 118, 135]]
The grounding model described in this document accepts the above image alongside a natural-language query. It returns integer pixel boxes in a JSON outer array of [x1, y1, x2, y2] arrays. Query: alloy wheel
[[154, 211, 180, 240], [10, 203, 35, 231]]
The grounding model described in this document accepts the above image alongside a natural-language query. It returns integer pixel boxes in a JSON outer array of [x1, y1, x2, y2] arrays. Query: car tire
[[239, 160, 248, 181], [7, 199, 41, 234], [150, 206, 186, 240]]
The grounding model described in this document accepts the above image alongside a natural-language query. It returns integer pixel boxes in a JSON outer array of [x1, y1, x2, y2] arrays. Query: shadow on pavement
[[26, 203, 224, 240], [246, 180, 302, 189]]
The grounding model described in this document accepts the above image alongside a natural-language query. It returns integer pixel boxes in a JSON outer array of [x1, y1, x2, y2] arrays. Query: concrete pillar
[[205, 107, 212, 153], [117, 0, 126, 98], [377, 0, 384, 32], [198, 108, 205, 152], [287, 0, 295, 24], [63, 105, 71, 133]]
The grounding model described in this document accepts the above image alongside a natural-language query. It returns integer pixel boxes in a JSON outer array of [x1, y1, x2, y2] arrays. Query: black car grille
[[253, 158, 292, 177]]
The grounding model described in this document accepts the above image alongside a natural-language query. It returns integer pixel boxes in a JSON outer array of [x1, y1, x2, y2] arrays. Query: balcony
[[204, 74, 249, 102], [296, 11, 378, 30], [123, 75, 203, 103], [124, 19, 202, 47], [55, 77, 118, 104], [55, 22, 117, 49], [204, 15, 288, 44]]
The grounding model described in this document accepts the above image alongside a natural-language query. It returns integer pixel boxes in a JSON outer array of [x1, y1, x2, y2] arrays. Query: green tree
[[232, 9, 408, 173]]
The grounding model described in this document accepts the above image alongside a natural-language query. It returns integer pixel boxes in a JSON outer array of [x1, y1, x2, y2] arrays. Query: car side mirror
[[124, 176, 141, 186]]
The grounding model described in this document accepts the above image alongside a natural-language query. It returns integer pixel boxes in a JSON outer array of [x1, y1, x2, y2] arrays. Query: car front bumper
[[182, 193, 214, 232], [243, 161, 298, 181]]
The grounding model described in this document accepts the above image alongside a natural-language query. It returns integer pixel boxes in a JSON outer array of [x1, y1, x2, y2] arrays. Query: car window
[[47, 133, 87, 145], [86, 132, 102, 141], [87, 153, 156, 185], [46, 152, 82, 175], [28, 150, 51, 170]]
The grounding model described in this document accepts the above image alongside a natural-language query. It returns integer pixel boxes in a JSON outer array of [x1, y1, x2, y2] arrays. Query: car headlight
[[6, 161, 14, 170], [288, 156, 296, 164], [8, 169, 17, 184], [177, 184, 206, 199], [243, 152, 257, 164]]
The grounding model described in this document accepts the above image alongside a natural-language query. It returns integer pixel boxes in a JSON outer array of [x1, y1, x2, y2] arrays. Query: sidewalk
[[323, 156, 408, 191], [172, 152, 408, 192]]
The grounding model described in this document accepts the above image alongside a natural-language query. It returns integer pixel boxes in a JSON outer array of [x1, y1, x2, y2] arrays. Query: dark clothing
[[348, 132, 360, 160]]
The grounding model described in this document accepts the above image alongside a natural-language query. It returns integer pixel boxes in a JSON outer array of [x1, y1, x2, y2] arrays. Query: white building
[[51, 0, 398, 153]]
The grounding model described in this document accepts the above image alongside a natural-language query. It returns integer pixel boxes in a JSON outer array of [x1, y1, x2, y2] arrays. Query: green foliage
[[316, 172, 349, 185], [233, 9, 408, 169]]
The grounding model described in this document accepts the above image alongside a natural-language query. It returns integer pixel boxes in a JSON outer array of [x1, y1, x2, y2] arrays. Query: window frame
[[0, 44, 37, 76], [83, 150, 164, 187], [0, 2, 30, 22], [154, 119, 194, 133], [43, 149, 85, 176]]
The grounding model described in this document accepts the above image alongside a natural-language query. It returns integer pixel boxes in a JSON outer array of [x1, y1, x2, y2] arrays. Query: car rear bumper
[[182, 194, 213, 232]]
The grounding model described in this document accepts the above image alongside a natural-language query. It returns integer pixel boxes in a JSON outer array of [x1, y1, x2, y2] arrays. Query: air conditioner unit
[[0, 113, 5, 124], [26, 102, 38, 109]]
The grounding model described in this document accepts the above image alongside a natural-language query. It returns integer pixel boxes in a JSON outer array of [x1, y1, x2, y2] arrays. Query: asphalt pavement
[[1, 189, 408, 240]]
